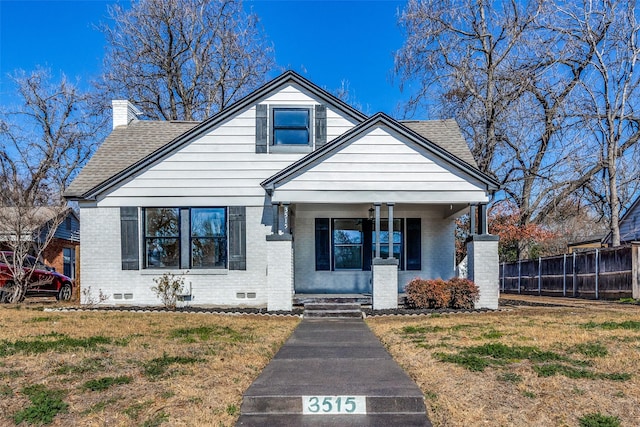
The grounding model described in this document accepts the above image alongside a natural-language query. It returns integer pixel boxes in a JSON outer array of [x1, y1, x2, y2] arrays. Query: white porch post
[[374, 202, 381, 259], [372, 202, 398, 310], [266, 200, 293, 311], [466, 234, 499, 309]]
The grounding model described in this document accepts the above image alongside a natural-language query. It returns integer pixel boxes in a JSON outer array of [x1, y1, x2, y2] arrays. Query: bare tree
[[395, 0, 542, 175], [394, 0, 639, 257], [98, 0, 275, 121], [0, 68, 99, 302], [569, 0, 640, 246]]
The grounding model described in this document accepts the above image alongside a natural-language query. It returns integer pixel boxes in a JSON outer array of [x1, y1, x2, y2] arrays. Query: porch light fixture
[[368, 207, 375, 220]]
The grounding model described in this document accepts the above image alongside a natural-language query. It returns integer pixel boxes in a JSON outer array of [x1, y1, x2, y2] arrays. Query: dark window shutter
[[256, 104, 267, 153], [120, 207, 139, 270], [315, 104, 327, 147], [229, 206, 246, 270], [315, 218, 330, 271], [363, 219, 373, 271], [406, 218, 421, 271]]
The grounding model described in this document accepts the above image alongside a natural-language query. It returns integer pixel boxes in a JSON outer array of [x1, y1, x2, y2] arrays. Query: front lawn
[[368, 305, 640, 426], [0, 306, 298, 426]]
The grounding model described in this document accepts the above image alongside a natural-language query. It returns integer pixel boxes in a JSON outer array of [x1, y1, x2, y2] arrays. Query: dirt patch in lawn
[[368, 305, 640, 427], [0, 305, 299, 426]]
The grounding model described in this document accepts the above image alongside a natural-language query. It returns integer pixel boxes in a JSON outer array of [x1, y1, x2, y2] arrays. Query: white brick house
[[65, 71, 500, 310]]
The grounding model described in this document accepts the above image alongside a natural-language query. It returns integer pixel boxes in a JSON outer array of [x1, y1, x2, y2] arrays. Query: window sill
[[141, 269, 228, 276], [269, 145, 313, 154]]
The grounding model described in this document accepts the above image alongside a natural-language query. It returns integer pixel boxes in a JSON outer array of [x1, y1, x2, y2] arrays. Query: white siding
[[99, 84, 358, 207], [272, 126, 490, 204]]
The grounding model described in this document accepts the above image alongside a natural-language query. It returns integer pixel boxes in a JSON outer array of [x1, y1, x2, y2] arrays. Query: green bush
[[405, 277, 480, 309], [405, 278, 451, 309]]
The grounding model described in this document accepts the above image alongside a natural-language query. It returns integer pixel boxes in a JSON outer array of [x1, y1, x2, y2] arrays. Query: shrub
[[405, 278, 451, 309], [151, 272, 187, 310], [404, 277, 480, 310], [447, 277, 480, 309]]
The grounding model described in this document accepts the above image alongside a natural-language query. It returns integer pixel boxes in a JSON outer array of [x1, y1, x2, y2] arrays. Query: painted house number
[[302, 396, 366, 414]]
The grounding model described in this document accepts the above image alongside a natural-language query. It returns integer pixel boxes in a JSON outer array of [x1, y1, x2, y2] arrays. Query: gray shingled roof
[[65, 121, 197, 198], [400, 119, 477, 168]]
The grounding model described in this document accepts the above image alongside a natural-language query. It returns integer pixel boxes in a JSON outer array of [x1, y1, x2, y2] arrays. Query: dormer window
[[272, 108, 310, 145]]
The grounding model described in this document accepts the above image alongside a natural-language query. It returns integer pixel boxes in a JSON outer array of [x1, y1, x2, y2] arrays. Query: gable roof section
[[261, 113, 500, 193], [65, 121, 197, 198], [603, 194, 640, 244], [401, 120, 478, 167], [65, 71, 368, 200]]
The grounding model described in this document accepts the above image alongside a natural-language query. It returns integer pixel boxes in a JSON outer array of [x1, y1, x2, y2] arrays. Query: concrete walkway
[[236, 318, 431, 426]]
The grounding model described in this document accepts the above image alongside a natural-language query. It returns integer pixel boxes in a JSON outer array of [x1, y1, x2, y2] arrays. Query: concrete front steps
[[303, 303, 363, 318], [236, 319, 431, 427]]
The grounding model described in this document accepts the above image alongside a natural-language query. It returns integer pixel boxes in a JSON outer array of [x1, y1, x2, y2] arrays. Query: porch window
[[332, 219, 363, 270], [373, 219, 403, 264], [191, 208, 226, 268], [316, 217, 421, 271]]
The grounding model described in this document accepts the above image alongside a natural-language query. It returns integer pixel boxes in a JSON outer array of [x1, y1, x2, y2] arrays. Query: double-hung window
[[316, 217, 421, 271], [333, 219, 364, 270], [191, 208, 226, 268], [272, 108, 310, 145], [143, 207, 227, 269], [144, 208, 180, 268]]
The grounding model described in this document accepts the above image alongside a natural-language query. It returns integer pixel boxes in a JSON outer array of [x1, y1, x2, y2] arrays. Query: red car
[[0, 251, 73, 302]]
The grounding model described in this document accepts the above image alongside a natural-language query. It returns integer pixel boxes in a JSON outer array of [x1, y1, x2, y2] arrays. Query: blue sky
[[0, 0, 415, 118]]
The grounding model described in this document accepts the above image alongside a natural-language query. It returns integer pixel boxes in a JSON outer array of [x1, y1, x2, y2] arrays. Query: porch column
[[266, 231, 293, 311], [282, 203, 290, 234], [373, 258, 398, 310], [373, 202, 398, 310], [478, 203, 488, 235], [374, 202, 381, 258], [466, 234, 499, 309], [387, 203, 394, 259], [271, 203, 280, 234], [469, 204, 477, 235]]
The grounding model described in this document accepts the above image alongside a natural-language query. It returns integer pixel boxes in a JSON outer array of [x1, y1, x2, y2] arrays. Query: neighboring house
[[567, 236, 607, 254], [64, 71, 500, 310], [0, 207, 80, 280], [604, 195, 640, 245]]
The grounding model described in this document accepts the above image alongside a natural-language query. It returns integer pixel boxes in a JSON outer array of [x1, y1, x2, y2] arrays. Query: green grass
[[82, 375, 133, 392], [583, 320, 640, 330], [142, 411, 168, 427], [143, 353, 203, 379], [578, 412, 621, 427], [569, 342, 608, 358], [25, 316, 60, 323], [0, 333, 112, 356], [55, 357, 109, 376], [497, 372, 522, 383], [169, 325, 253, 343], [434, 342, 631, 381], [13, 384, 68, 425]]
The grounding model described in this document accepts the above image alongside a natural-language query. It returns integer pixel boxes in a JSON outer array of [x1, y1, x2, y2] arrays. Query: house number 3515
[[302, 396, 366, 414]]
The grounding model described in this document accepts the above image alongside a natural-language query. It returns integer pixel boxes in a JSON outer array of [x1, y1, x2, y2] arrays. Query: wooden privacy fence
[[500, 243, 640, 300]]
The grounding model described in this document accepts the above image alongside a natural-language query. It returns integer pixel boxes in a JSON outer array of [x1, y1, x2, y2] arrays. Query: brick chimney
[[112, 100, 142, 130]]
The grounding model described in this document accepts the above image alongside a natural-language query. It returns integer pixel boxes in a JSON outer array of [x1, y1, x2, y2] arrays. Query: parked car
[[0, 251, 73, 302]]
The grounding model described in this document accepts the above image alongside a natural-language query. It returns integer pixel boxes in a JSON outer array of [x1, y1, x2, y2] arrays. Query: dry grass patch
[[0, 305, 298, 426], [368, 305, 640, 427]]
